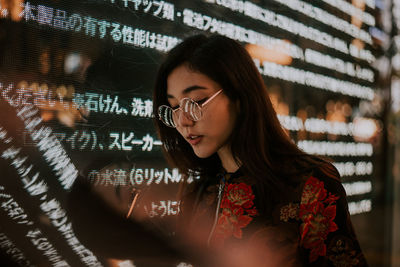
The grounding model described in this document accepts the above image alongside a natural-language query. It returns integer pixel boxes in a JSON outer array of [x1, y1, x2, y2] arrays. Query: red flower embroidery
[[212, 182, 258, 246], [223, 183, 255, 208], [299, 176, 340, 263]]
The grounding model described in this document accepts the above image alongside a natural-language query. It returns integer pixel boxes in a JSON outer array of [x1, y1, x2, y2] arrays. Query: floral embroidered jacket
[[179, 163, 368, 267]]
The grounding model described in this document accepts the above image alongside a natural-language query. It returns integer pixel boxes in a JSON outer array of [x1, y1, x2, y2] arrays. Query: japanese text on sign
[[52, 130, 162, 152], [88, 167, 189, 186], [144, 200, 180, 218], [73, 92, 153, 118], [19, 2, 180, 52], [106, 0, 175, 21]]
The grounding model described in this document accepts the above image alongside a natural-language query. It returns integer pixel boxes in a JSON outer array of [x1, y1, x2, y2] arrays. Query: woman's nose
[[177, 112, 195, 127]]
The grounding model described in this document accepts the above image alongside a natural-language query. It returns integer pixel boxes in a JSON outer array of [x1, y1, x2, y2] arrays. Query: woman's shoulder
[[309, 159, 341, 184], [298, 160, 347, 208], [295, 161, 368, 266]]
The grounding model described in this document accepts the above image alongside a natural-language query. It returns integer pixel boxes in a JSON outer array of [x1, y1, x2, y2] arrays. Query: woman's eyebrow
[[167, 85, 207, 99]]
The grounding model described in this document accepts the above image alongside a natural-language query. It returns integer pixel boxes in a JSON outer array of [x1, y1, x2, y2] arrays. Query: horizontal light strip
[[184, 8, 354, 58], [272, 0, 374, 37], [277, 115, 354, 136], [305, 49, 374, 82], [333, 161, 373, 176], [259, 61, 374, 100], [244, 0, 372, 44], [182, 8, 304, 60], [348, 199, 372, 215], [343, 181, 372, 196], [297, 140, 373, 156], [210, 0, 374, 63], [321, 0, 375, 23], [278, 115, 304, 132]]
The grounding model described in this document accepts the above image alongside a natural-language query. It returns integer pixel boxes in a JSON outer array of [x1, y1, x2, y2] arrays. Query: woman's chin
[[193, 147, 215, 159]]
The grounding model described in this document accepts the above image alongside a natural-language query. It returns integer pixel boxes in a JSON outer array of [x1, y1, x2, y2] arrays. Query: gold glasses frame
[[158, 89, 223, 128]]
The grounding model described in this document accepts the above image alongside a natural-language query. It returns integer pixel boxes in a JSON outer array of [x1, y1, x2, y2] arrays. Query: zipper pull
[[217, 175, 225, 199], [218, 181, 223, 197]]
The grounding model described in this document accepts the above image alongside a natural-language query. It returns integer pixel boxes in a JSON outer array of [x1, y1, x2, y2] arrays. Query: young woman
[[153, 34, 368, 266]]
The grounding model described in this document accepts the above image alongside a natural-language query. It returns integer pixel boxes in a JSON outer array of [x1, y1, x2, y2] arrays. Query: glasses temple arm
[[201, 89, 223, 107]]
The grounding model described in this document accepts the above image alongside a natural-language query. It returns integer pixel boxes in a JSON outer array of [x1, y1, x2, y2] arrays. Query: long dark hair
[[153, 34, 334, 213]]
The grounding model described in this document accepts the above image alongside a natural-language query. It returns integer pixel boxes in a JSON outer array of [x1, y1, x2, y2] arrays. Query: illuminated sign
[[0, 0, 384, 264]]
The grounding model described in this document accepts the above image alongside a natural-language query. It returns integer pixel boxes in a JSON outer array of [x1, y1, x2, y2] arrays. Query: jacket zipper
[[207, 176, 225, 246]]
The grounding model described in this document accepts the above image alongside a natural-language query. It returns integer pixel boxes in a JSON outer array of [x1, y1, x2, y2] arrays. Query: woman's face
[[166, 64, 238, 158]]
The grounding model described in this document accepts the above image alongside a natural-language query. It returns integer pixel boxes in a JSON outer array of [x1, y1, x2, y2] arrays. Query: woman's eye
[[168, 102, 178, 109]]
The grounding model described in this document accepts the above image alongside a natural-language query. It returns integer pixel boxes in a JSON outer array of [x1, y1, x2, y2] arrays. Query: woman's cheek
[[193, 137, 218, 158]]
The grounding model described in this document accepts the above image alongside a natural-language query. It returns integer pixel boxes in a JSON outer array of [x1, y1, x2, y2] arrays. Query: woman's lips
[[188, 136, 203, 145]]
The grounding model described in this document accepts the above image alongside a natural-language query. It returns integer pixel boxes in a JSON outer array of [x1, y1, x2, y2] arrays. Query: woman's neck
[[217, 145, 241, 173]]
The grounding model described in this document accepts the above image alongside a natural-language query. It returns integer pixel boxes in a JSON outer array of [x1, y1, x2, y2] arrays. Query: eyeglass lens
[[159, 99, 202, 128], [159, 90, 222, 128], [158, 105, 176, 128]]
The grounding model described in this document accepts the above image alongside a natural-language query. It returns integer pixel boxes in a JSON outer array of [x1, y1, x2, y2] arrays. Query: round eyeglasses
[[158, 89, 223, 128]]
